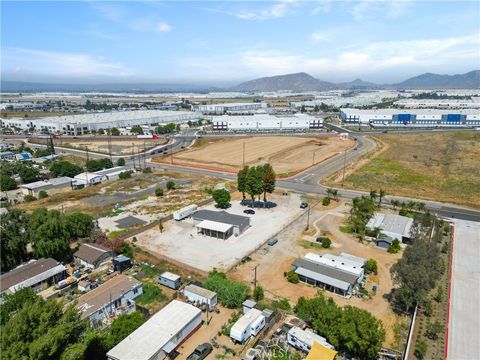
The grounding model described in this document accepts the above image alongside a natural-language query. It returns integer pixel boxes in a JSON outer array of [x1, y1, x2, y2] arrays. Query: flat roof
[[232, 308, 263, 331], [340, 108, 479, 115], [21, 180, 52, 190], [288, 326, 334, 350], [196, 219, 233, 233], [76, 274, 140, 320], [193, 210, 249, 229], [366, 213, 413, 238], [95, 166, 131, 176], [107, 300, 201, 360], [304, 252, 364, 276], [184, 284, 217, 300], [0, 258, 66, 293], [160, 271, 181, 282], [213, 113, 316, 123]]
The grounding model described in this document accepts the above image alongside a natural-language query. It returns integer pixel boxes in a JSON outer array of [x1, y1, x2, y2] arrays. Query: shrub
[[203, 270, 248, 308], [212, 189, 231, 209], [24, 194, 36, 202], [322, 196, 331, 206], [254, 286, 264, 301], [143, 167, 152, 173], [287, 270, 299, 284], [38, 190, 48, 199], [116, 158, 125, 166], [166, 181, 175, 190], [321, 237, 331, 248], [387, 239, 401, 253], [415, 340, 428, 359], [118, 171, 132, 180], [364, 259, 378, 274], [155, 188, 164, 197]]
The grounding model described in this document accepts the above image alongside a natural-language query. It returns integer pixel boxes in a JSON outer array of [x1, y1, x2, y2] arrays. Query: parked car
[[186, 343, 213, 360], [300, 202, 308, 209], [267, 238, 278, 246], [243, 209, 255, 215]]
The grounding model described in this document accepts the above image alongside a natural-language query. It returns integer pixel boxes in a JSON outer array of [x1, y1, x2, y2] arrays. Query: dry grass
[[327, 132, 480, 209]]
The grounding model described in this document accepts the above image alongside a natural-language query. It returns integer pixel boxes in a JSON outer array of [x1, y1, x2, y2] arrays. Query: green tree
[[97, 129, 105, 135], [49, 161, 83, 178], [245, 166, 263, 206], [322, 197, 331, 206], [1, 174, 17, 191], [287, 270, 299, 283], [321, 237, 331, 248], [24, 194, 37, 202], [387, 239, 401, 253], [155, 188, 164, 196], [254, 286, 264, 301], [39, 190, 48, 199], [0, 288, 37, 325], [261, 163, 276, 203], [166, 180, 175, 190], [237, 166, 249, 201], [378, 189, 386, 206], [369, 189, 378, 202], [105, 312, 145, 348], [130, 125, 143, 135], [110, 127, 120, 136], [18, 164, 40, 184], [203, 270, 248, 308], [65, 212, 94, 239], [425, 320, 443, 340], [212, 189, 231, 209], [364, 259, 378, 274], [0, 209, 30, 271], [30, 209, 71, 260], [415, 340, 428, 359], [116, 157, 125, 166], [119, 242, 134, 259], [118, 171, 132, 180]]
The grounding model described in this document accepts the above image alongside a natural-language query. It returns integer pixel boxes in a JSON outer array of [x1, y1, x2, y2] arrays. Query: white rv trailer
[[173, 204, 198, 221], [230, 308, 265, 344]]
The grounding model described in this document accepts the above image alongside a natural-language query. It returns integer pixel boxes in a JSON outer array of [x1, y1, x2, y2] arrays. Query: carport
[[196, 220, 233, 240]]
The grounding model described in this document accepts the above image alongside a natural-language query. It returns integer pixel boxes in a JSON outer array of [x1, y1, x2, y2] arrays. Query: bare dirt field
[[57, 138, 167, 155], [326, 132, 480, 209], [155, 136, 355, 176], [228, 201, 404, 348]]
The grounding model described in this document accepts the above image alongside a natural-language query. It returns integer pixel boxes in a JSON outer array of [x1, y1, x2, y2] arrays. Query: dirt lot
[[326, 132, 480, 209], [228, 201, 404, 347], [134, 192, 304, 273], [155, 136, 354, 176], [57, 138, 167, 155]]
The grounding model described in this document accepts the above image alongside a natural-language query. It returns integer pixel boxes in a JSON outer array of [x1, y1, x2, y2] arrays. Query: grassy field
[[329, 132, 480, 209]]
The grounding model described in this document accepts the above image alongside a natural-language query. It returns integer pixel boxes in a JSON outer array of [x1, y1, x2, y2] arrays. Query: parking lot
[[134, 192, 304, 272]]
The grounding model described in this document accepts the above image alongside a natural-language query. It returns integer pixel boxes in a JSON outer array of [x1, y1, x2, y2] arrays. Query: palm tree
[[331, 189, 339, 201], [391, 199, 399, 210], [369, 190, 378, 201], [326, 188, 333, 199], [378, 189, 386, 206]]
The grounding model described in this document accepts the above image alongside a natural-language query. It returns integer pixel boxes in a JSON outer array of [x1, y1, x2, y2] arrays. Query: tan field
[[58, 139, 167, 155], [156, 136, 355, 176]]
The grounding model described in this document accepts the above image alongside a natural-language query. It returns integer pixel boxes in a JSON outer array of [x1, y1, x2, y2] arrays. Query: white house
[[72, 172, 107, 188]]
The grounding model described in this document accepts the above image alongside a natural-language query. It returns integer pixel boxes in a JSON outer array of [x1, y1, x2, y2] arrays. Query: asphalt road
[[447, 219, 480, 359]]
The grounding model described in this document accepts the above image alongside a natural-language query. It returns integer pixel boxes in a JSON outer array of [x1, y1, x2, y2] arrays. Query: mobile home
[[157, 271, 181, 289], [184, 284, 218, 311], [230, 308, 265, 344], [173, 204, 198, 221]]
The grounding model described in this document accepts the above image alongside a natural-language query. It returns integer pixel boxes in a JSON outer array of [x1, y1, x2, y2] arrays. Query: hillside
[[231, 72, 335, 92], [394, 70, 479, 89]]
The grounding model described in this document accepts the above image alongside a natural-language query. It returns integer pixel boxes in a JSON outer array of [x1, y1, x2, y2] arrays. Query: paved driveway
[[448, 219, 480, 360]]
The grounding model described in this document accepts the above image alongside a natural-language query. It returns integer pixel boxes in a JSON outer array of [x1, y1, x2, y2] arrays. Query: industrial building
[[193, 210, 250, 239], [0, 110, 201, 135], [0, 258, 67, 297], [212, 114, 323, 131], [366, 213, 414, 247], [184, 284, 218, 310], [193, 102, 267, 114], [74, 243, 115, 269], [291, 252, 366, 296], [76, 274, 142, 324], [394, 98, 480, 109], [20, 176, 72, 196], [287, 326, 335, 353], [107, 300, 202, 360], [339, 108, 480, 128]]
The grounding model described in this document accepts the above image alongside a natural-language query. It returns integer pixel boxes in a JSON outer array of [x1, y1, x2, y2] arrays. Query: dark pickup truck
[[186, 343, 213, 360]]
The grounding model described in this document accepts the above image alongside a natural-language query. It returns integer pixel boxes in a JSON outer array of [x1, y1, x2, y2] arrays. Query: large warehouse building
[[212, 114, 323, 131], [107, 300, 201, 360], [193, 102, 267, 114], [394, 98, 480, 109], [339, 108, 480, 128], [0, 110, 201, 135]]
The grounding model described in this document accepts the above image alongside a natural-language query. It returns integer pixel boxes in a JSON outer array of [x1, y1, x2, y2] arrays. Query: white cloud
[[156, 22, 172, 32], [231, 0, 299, 21], [2, 47, 134, 78], [311, 0, 332, 15], [311, 31, 330, 43], [351, 0, 412, 20]]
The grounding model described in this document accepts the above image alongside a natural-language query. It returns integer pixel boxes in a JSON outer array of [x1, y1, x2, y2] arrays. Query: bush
[[118, 171, 132, 180], [387, 239, 401, 253], [1, 175, 17, 191], [24, 194, 36, 202], [364, 259, 378, 274], [212, 189, 231, 209], [415, 340, 428, 359], [254, 286, 264, 301], [166, 181, 175, 190], [287, 270, 299, 284], [143, 167, 152, 173], [155, 188, 164, 197], [322, 196, 331, 206], [203, 270, 248, 308], [321, 237, 331, 248], [116, 158, 125, 166], [38, 190, 48, 199], [49, 161, 83, 178]]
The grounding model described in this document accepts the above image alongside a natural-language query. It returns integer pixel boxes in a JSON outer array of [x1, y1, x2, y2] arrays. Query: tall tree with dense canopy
[[1, 174, 17, 191], [245, 166, 263, 206], [211, 189, 231, 209], [0, 209, 30, 271], [237, 166, 249, 200], [49, 161, 83, 178], [261, 163, 276, 203]]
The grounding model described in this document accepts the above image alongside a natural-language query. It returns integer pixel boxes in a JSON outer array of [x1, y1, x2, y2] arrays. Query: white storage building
[[107, 300, 202, 360], [194, 102, 267, 114], [230, 308, 265, 344], [212, 114, 323, 131], [287, 326, 335, 353], [157, 272, 181, 290], [184, 284, 218, 310], [173, 204, 198, 221]]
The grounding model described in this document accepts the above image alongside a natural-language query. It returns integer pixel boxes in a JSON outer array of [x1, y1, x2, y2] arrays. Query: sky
[[1, 0, 479, 85]]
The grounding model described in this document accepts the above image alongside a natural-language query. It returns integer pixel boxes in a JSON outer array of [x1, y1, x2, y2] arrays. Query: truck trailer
[[173, 204, 198, 221]]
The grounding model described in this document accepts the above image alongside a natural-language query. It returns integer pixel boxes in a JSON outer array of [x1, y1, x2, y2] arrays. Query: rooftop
[[160, 271, 181, 282], [0, 258, 66, 293], [74, 243, 113, 265], [107, 300, 201, 360], [76, 274, 141, 320], [184, 284, 217, 300], [232, 308, 263, 331], [95, 166, 131, 176], [196, 219, 232, 233], [340, 108, 479, 115], [366, 213, 413, 238], [289, 326, 335, 350], [193, 210, 249, 229], [304, 252, 365, 276]]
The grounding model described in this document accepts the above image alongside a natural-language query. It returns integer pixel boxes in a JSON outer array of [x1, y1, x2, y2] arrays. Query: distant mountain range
[[1, 70, 478, 93]]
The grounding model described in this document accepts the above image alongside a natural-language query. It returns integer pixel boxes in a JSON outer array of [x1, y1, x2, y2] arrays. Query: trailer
[[184, 284, 218, 311], [137, 134, 159, 139], [287, 326, 335, 353], [230, 308, 265, 344], [157, 271, 181, 289], [173, 204, 198, 221]]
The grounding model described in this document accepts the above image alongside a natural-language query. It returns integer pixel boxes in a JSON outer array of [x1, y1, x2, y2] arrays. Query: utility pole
[[85, 147, 89, 188], [143, 141, 146, 169], [170, 144, 173, 164], [342, 149, 347, 187], [305, 204, 310, 231], [132, 143, 136, 170], [253, 265, 258, 296], [108, 127, 112, 164]]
